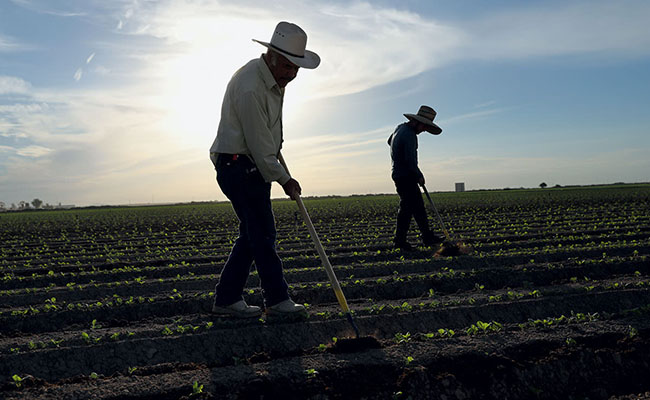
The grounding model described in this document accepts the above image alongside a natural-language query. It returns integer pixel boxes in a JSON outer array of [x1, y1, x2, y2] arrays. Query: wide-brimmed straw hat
[[253, 21, 320, 69], [404, 105, 442, 134]]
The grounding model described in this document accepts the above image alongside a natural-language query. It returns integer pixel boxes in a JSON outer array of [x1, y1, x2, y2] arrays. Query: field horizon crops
[[2, 183, 650, 399]]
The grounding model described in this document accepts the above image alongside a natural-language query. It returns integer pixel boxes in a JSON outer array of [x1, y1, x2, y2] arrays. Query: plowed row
[[1, 184, 650, 399]]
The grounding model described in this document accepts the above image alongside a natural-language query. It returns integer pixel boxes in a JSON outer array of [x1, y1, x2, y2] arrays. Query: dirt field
[[1, 184, 649, 399]]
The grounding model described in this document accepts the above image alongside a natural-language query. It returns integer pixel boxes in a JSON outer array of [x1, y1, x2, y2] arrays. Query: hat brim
[[404, 114, 442, 135], [252, 39, 320, 69]]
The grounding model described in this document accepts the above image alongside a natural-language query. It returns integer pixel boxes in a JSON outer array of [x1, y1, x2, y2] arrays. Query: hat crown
[[417, 105, 436, 121], [269, 21, 307, 58]]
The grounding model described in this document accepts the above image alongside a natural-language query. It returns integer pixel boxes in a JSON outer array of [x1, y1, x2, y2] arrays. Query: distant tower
[[455, 182, 465, 192]]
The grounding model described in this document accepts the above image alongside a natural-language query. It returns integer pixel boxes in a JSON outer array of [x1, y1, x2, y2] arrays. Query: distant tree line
[[0, 199, 68, 212]]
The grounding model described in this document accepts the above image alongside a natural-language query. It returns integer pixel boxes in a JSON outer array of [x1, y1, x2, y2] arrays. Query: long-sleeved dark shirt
[[388, 123, 423, 182]]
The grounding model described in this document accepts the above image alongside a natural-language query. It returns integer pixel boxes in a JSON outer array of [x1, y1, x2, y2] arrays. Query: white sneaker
[[211, 300, 262, 318], [266, 299, 307, 316]]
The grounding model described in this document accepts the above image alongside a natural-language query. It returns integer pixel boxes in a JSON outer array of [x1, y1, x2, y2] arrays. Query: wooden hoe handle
[[278, 153, 351, 313]]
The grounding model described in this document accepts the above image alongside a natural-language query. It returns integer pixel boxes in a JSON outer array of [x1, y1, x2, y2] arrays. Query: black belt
[[220, 153, 241, 161], [215, 153, 257, 171]]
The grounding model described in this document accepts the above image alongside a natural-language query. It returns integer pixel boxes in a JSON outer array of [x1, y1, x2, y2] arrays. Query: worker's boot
[[393, 238, 414, 251], [266, 299, 308, 320], [422, 231, 444, 246], [211, 300, 262, 318]]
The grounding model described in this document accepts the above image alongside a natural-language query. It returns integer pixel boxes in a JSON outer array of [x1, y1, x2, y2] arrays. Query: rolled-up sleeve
[[237, 90, 291, 185]]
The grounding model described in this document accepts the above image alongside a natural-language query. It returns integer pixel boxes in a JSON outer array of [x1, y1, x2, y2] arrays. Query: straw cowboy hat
[[253, 21, 320, 69], [404, 105, 442, 134]]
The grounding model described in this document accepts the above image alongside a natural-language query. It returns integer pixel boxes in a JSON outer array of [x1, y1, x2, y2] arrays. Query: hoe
[[421, 184, 470, 257], [279, 153, 380, 352]]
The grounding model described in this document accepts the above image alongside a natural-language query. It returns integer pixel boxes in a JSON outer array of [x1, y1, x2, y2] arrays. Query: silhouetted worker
[[209, 22, 320, 318], [388, 105, 444, 251]]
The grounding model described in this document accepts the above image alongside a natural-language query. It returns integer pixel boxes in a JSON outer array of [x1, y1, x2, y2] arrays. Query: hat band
[[270, 42, 305, 58]]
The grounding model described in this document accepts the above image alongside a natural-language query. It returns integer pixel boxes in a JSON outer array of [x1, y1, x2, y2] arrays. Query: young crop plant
[[467, 321, 503, 335], [12, 374, 24, 388], [304, 368, 319, 378], [506, 291, 524, 300], [191, 381, 204, 396], [437, 328, 455, 338], [394, 332, 412, 343]]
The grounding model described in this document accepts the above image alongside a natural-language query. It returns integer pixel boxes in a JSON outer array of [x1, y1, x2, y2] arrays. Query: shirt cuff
[[277, 173, 291, 186]]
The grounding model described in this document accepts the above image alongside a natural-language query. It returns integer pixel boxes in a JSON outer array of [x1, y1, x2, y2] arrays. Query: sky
[[1, 0, 649, 207]]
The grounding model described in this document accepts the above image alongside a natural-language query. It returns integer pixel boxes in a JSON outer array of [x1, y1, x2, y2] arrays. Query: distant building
[[455, 182, 465, 192]]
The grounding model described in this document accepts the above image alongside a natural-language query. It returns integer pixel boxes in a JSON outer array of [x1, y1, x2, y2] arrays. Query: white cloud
[[108, 0, 461, 100], [0, 144, 52, 157], [439, 108, 508, 125], [86, 52, 95, 64], [73, 68, 83, 81], [0, 76, 31, 94], [93, 65, 111, 76], [16, 145, 53, 157], [10, 0, 87, 17], [0, 35, 19, 52], [108, 0, 650, 101], [0, 103, 46, 113]]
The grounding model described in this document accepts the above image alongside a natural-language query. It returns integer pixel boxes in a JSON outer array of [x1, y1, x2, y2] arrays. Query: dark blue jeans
[[213, 154, 289, 307], [394, 178, 431, 243]]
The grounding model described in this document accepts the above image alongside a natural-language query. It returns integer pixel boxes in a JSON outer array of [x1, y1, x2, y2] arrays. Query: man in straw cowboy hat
[[388, 105, 444, 251], [209, 22, 320, 318]]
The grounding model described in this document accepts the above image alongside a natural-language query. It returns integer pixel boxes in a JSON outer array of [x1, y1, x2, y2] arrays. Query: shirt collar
[[257, 55, 281, 92]]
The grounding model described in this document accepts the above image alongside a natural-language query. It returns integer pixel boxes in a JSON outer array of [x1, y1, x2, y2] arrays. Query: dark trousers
[[213, 154, 289, 307], [394, 178, 431, 243]]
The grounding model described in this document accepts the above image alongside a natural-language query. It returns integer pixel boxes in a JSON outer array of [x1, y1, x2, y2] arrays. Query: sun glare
[[156, 18, 273, 150]]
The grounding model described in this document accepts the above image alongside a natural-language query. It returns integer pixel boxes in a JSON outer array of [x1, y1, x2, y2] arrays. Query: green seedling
[[191, 381, 204, 396], [12, 374, 23, 388], [629, 326, 639, 338], [394, 332, 411, 343]]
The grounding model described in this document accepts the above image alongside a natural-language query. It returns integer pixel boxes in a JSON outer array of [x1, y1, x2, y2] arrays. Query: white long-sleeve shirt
[[209, 55, 290, 185]]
